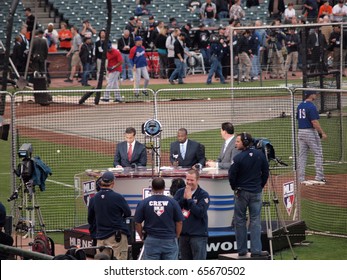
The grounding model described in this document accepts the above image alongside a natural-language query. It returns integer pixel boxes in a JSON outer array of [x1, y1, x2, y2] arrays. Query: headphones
[[241, 132, 251, 147]]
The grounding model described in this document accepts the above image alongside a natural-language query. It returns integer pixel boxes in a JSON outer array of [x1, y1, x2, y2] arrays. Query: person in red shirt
[[318, 0, 333, 19], [101, 43, 123, 102], [58, 22, 72, 51]]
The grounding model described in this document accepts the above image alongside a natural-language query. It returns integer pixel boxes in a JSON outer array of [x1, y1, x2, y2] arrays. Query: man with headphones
[[228, 132, 269, 258], [88, 171, 131, 260]]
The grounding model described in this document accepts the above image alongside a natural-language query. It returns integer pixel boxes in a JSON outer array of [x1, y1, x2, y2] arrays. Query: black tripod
[[263, 150, 297, 260], [144, 136, 161, 179]]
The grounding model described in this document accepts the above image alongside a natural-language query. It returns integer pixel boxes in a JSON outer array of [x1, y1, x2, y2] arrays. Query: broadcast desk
[[75, 167, 234, 229]]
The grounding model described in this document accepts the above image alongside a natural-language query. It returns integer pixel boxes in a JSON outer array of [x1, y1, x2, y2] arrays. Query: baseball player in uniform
[[296, 91, 327, 185]]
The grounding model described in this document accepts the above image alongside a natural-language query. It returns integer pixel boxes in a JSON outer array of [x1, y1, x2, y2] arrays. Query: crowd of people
[[8, 0, 347, 92]]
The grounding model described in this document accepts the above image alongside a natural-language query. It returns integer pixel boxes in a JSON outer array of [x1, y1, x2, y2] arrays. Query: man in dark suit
[[114, 127, 147, 168], [31, 29, 48, 75], [206, 122, 240, 169], [170, 128, 205, 168]]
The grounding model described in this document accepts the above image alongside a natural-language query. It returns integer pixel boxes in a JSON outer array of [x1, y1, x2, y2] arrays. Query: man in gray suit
[[206, 122, 240, 169], [114, 127, 147, 168]]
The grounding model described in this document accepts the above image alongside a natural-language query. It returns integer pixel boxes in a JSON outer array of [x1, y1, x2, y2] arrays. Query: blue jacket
[[88, 188, 131, 239], [174, 186, 209, 237], [228, 147, 269, 193], [32, 156, 52, 191]]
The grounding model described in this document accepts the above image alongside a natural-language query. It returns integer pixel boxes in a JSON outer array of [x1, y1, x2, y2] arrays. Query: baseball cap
[[135, 36, 143, 41], [48, 22, 54, 27], [186, 23, 192, 28], [304, 90, 317, 97], [149, 15, 154, 20], [101, 171, 114, 184], [129, 16, 135, 21]]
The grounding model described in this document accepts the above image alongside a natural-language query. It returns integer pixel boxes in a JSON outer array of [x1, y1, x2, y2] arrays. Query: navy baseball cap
[[304, 90, 317, 97], [135, 36, 143, 41], [101, 171, 114, 184]]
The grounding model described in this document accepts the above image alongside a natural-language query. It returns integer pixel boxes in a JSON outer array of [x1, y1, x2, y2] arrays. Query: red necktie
[[128, 143, 133, 161]]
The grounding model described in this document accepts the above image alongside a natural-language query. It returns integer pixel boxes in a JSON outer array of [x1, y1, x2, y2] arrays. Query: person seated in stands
[[216, 0, 230, 19], [200, 0, 217, 26], [284, 2, 296, 24], [187, 0, 202, 13], [114, 127, 147, 168], [169, 128, 206, 168], [135, 1, 151, 16], [44, 23, 59, 53], [318, 0, 333, 19], [229, 0, 245, 21]]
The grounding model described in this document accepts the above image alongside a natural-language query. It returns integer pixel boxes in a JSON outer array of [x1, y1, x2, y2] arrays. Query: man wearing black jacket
[[88, 172, 131, 260], [174, 169, 210, 259], [228, 133, 269, 257], [79, 37, 94, 86]]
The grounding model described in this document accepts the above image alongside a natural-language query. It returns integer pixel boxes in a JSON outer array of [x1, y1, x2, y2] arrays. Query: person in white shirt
[[331, 0, 347, 22]]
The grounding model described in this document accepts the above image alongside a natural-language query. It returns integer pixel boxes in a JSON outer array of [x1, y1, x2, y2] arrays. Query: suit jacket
[[113, 141, 147, 167], [170, 139, 206, 168], [217, 136, 241, 169]]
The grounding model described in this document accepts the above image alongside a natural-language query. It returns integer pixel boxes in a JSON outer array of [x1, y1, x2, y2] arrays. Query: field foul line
[[46, 179, 78, 190]]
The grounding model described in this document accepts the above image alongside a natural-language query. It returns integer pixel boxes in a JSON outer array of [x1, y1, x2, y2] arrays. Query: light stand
[[142, 119, 162, 179]]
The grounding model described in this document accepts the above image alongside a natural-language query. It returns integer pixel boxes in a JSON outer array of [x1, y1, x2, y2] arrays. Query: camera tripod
[[264, 40, 284, 80], [263, 168, 297, 260], [9, 162, 47, 251]]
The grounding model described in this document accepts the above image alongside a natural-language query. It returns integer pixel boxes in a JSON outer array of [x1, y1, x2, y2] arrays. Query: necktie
[[128, 143, 132, 161], [223, 141, 227, 154], [180, 144, 185, 159]]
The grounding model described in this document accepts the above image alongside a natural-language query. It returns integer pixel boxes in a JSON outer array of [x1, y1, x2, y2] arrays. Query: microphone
[[131, 163, 138, 170]]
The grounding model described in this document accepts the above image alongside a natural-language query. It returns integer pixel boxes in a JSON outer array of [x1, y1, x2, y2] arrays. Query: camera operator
[[228, 133, 269, 257], [88, 172, 131, 260], [236, 29, 252, 82], [265, 23, 286, 79]]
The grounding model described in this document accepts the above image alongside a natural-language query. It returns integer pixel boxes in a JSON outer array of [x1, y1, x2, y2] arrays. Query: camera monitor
[[18, 143, 33, 158]]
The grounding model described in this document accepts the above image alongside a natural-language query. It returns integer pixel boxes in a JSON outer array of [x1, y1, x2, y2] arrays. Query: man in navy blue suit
[[169, 128, 205, 168], [114, 127, 147, 168]]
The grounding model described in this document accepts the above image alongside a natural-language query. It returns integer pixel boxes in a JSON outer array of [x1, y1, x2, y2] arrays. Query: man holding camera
[[87, 171, 131, 260], [228, 133, 269, 257]]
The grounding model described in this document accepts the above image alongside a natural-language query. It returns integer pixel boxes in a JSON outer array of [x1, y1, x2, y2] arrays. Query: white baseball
[[57, 150, 60, 153]]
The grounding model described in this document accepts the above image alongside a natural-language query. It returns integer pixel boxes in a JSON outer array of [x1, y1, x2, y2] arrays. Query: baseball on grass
[[57, 150, 61, 153], [207, 98, 211, 100]]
